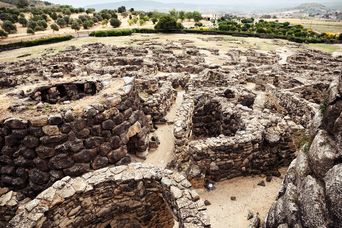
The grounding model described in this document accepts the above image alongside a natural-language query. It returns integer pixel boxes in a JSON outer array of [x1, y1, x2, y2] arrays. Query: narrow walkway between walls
[[144, 90, 185, 169]]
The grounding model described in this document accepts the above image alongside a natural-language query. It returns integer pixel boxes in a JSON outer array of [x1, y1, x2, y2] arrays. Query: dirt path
[[197, 168, 287, 228], [277, 47, 294, 65], [143, 90, 185, 168]]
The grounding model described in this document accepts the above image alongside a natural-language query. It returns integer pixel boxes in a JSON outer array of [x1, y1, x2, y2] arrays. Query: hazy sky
[[48, 0, 332, 7]]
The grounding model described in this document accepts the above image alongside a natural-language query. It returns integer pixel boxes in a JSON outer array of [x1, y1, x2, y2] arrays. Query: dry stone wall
[[8, 163, 210, 228], [0, 77, 151, 197]]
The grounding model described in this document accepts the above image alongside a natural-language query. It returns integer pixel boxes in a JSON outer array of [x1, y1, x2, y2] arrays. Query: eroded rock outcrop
[[265, 75, 342, 228]]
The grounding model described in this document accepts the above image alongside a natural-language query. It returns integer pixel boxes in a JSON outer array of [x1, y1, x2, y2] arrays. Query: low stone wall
[[172, 89, 297, 186], [266, 84, 319, 127], [0, 77, 151, 197], [0, 188, 29, 227], [140, 80, 176, 122], [188, 129, 295, 182], [8, 164, 210, 228]]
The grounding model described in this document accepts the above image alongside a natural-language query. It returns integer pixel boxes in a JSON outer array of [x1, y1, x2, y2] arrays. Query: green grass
[[307, 43, 342, 53]]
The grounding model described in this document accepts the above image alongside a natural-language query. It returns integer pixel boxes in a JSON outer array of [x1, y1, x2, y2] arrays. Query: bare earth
[[197, 168, 287, 228], [144, 90, 185, 168]]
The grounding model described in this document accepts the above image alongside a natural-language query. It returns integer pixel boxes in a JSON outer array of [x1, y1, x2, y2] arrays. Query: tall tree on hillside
[[118, 6, 126, 13]]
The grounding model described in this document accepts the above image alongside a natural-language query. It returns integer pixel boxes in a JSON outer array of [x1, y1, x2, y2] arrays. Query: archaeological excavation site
[[0, 35, 341, 228]]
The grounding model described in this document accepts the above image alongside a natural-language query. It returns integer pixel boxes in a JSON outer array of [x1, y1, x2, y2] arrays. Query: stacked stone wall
[[0, 79, 151, 197], [8, 164, 210, 228]]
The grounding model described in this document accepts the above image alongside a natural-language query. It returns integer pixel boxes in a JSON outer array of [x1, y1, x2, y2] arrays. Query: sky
[[48, 0, 333, 7]]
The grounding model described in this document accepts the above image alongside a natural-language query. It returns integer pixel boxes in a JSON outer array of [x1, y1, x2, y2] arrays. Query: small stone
[[48, 114, 63, 125], [266, 176, 273, 182], [257, 180, 266, 187], [231, 196, 237, 201], [204, 199, 211, 205], [247, 211, 254, 220], [42, 125, 60, 136]]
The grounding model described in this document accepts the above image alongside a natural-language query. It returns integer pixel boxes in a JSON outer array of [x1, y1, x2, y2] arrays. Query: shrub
[[37, 20, 48, 29], [339, 33, 342, 41], [50, 23, 59, 32], [83, 20, 94, 29], [110, 18, 121, 28], [56, 18, 66, 28], [1, 20, 17, 34], [18, 17, 28, 27], [34, 25, 44, 32], [71, 21, 81, 32], [118, 6, 126, 13], [154, 15, 183, 31], [0, 29, 8, 38], [195, 22, 203, 27], [27, 27, 35, 34], [89, 29, 132, 37]]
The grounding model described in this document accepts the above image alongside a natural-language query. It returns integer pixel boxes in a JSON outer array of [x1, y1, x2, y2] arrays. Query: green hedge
[[0, 35, 73, 51], [89, 29, 133, 37]]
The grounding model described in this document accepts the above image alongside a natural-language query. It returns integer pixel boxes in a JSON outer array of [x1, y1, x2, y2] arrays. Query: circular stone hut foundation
[[8, 163, 210, 228], [0, 75, 151, 197]]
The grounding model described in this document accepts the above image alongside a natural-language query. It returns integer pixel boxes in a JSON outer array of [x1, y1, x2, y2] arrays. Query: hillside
[[0, 0, 53, 8]]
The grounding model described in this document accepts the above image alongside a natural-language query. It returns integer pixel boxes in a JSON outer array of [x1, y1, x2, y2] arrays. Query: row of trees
[[217, 17, 341, 42]]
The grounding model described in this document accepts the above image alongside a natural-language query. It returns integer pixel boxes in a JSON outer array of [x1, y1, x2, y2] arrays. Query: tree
[[110, 18, 121, 28], [18, 17, 28, 27], [129, 8, 134, 12], [86, 8, 95, 14], [71, 21, 81, 32], [152, 18, 158, 24], [16, 0, 29, 8], [34, 25, 44, 32], [37, 20, 48, 29], [192, 11, 202, 22], [1, 20, 17, 34], [179, 11, 185, 21], [83, 20, 94, 29], [50, 23, 59, 32], [118, 6, 126, 13], [27, 27, 35, 34], [56, 18, 66, 28], [102, 19, 108, 27], [339, 33, 342, 41], [154, 15, 183, 31], [0, 29, 8, 38]]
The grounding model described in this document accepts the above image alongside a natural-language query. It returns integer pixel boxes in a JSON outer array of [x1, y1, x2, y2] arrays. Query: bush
[[34, 25, 44, 32], [89, 29, 132, 37], [154, 15, 183, 31], [110, 18, 121, 28], [339, 33, 342, 41], [195, 22, 203, 27], [71, 21, 81, 32], [0, 29, 8, 38], [37, 20, 48, 29], [83, 20, 94, 29], [118, 6, 126, 13], [27, 27, 35, 34], [18, 17, 28, 27], [50, 23, 59, 32], [1, 20, 17, 34], [56, 18, 66, 28]]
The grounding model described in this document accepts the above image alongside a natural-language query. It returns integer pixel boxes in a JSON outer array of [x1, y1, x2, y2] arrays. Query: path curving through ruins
[[144, 90, 185, 168]]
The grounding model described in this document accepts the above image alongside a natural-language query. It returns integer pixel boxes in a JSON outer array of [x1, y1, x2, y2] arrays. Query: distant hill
[[295, 3, 328, 10]]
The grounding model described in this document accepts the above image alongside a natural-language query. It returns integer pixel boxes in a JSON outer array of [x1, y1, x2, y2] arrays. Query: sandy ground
[[144, 90, 185, 168], [197, 168, 287, 228]]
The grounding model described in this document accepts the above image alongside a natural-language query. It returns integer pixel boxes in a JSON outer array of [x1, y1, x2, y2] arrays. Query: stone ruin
[[0, 39, 341, 227], [265, 75, 342, 228], [7, 164, 209, 228]]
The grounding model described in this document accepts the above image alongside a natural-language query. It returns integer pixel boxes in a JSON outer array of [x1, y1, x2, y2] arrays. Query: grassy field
[[267, 18, 342, 34]]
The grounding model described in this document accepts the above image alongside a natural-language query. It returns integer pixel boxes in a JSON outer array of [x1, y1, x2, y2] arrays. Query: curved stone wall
[[0, 77, 151, 197], [8, 164, 210, 228]]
